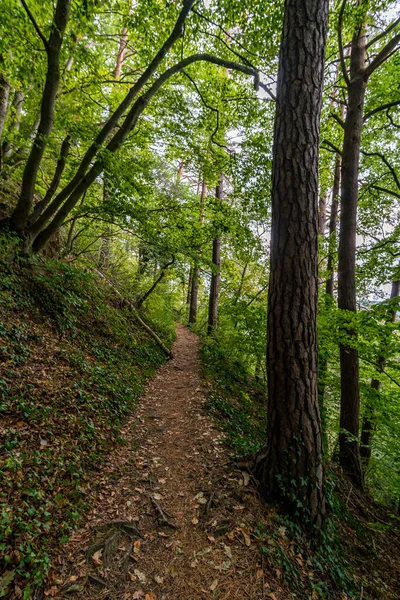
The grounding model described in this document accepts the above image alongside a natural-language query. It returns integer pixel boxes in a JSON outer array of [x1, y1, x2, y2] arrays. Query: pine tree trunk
[[337, 29, 367, 487], [207, 175, 223, 335], [257, 0, 328, 527], [360, 278, 400, 464]]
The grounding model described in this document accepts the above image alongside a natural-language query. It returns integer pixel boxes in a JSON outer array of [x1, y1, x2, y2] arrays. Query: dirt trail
[[50, 325, 280, 600]]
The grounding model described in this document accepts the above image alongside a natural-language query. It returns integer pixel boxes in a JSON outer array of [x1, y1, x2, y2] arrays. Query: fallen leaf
[[134, 569, 146, 583], [132, 591, 144, 599], [0, 570, 15, 592], [256, 569, 264, 579], [191, 517, 199, 525], [153, 493, 162, 500], [242, 472, 250, 486], [91, 549, 103, 566], [154, 575, 164, 584], [209, 579, 218, 591], [145, 593, 156, 600], [134, 540, 141, 554]]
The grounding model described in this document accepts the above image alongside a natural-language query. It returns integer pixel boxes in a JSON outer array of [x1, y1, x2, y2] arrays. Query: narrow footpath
[[49, 324, 280, 600]]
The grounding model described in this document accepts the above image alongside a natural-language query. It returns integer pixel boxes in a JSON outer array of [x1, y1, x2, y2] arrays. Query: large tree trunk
[[188, 179, 206, 326], [9, 0, 71, 236], [207, 175, 223, 335], [337, 28, 367, 487], [257, 0, 328, 527], [360, 278, 400, 464]]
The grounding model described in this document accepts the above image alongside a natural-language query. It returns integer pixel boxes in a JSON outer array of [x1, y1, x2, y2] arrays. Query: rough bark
[[189, 179, 206, 325], [360, 278, 400, 464], [9, 0, 71, 235], [207, 175, 223, 335], [257, 0, 328, 527], [337, 27, 368, 487]]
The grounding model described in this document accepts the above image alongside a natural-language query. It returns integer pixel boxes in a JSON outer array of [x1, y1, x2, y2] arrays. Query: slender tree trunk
[[29, 134, 71, 224], [257, 0, 328, 527], [207, 174, 223, 335], [189, 178, 206, 325], [0, 73, 10, 143], [326, 152, 341, 297], [9, 0, 71, 235], [337, 28, 368, 487], [186, 266, 193, 305], [2, 90, 24, 164], [26, 0, 196, 246], [136, 258, 174, 308], [99, 27, 128, 268], [318, 192, 327, 236], [360, 278, 400, 464]]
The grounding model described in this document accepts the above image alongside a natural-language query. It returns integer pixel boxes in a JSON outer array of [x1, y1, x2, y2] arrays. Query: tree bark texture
[[207, 175, 223, 335], [258, 0, 329, 527], [337, 28, 368, 487], [0, 73, 10, 143]]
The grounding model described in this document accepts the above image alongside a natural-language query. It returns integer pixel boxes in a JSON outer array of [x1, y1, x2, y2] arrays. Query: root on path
[[46, 325, 285, 600]]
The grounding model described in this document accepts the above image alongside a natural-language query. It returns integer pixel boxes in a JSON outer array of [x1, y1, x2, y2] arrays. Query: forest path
[[49, 324, 281, 600]]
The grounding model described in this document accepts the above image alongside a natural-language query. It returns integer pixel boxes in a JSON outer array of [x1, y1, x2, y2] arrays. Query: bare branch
[[20, 0, 49, 50], [361, 150, 400, 190], [331, 112, 345, 128], [363, 99, 400, 122], [321, 140, 342, 155], [365, 32, 400, 77], [338, 0, 351, 87], [366, 16, 400, 49]]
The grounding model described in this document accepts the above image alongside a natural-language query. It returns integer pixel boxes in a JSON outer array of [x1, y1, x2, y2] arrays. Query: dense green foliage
[[0, 0, 400, 595]]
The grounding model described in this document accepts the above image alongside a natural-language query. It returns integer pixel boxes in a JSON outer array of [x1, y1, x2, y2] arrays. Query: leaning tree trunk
[[207, 174, 223, 335], [9, 0, 71, 236], [188, 179, 206, 326], [360, 278, 400, 465], [0, 73, 10, 144], [257, 0, 329, 527], [337, 28, 367, 488]]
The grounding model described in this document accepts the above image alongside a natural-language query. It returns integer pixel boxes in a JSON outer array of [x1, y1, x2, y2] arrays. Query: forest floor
[[47, 324, 278, 600], [40, 323, 400, 600]]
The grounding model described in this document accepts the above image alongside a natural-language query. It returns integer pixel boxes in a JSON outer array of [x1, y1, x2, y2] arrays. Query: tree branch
[[20, 0, 49, 50], [363, 99, 400, 122], [338, 0, 350, 87], [361, 150, 400, 190], [31, 53, 261, 252], [331, 112, 345, 128], [321, 140, 342, 155], [366, 16, 400, 49], [365, 31, 400, 77]]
